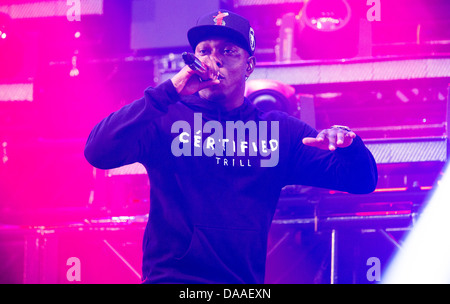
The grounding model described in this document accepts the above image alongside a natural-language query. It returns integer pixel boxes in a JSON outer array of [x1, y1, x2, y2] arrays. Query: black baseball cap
[[187, 10, 256, 55]]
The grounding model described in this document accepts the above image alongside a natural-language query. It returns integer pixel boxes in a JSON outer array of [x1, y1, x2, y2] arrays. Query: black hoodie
[[84, 79, 378, 284]]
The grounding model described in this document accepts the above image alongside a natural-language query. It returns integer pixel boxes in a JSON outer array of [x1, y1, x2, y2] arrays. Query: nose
[[214, 58, 223, 68], [210, 51, 223, 68]]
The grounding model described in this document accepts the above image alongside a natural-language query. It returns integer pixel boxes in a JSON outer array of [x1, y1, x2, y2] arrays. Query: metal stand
[[330, 229, 338, 284], [272, 213, 413, 284]]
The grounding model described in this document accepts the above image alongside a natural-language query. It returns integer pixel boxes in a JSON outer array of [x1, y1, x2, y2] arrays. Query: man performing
[[84, 10, 378, 284]]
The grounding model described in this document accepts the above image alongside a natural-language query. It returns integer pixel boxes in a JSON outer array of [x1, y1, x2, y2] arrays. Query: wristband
[[331, 125, 352, 132]]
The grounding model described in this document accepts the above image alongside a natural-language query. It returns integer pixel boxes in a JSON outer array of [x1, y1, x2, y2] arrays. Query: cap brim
[[187, 25, 251, 55]]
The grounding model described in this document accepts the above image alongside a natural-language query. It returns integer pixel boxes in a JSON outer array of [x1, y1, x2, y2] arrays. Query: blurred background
[[0, 0, 449, 284]]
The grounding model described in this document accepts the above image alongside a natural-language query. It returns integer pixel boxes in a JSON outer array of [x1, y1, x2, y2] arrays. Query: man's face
[[195, 37, 254, 104]]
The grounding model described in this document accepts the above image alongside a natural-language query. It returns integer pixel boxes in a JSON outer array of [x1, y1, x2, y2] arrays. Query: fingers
[[318, 129, 338, 151], [173, 58, 220, 95], [302, 137, 320, 146], [336, 131, 345, 146], [347, 131, 357, 139], [195, 56, 220, 83], [302, 135, 336, 151], [302, 128, 355, 151]]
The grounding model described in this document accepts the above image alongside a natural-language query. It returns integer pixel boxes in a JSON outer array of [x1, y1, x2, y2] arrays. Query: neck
[[215, 95, 244, 111], [200, 84, 246, 111]]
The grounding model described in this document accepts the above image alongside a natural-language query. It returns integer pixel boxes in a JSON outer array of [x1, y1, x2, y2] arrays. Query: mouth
[[217, 74, 225, 80]]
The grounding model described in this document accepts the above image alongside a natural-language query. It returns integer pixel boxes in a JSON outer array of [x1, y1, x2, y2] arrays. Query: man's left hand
[[302, 127, 356, 151]]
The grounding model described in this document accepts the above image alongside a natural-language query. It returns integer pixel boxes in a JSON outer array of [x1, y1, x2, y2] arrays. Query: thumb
[[302, 137, 324, 146]]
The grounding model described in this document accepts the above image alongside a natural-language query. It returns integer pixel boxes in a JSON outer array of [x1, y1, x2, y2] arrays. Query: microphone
[[182, 52, 207, 73]]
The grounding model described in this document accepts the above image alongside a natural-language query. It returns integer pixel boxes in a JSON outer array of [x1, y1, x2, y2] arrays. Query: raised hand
[[302, 126, 356, 151], [171, 56, 221, 96]]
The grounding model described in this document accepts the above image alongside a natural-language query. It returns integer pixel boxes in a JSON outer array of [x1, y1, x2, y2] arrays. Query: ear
[[246, 56, 256, 77]]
